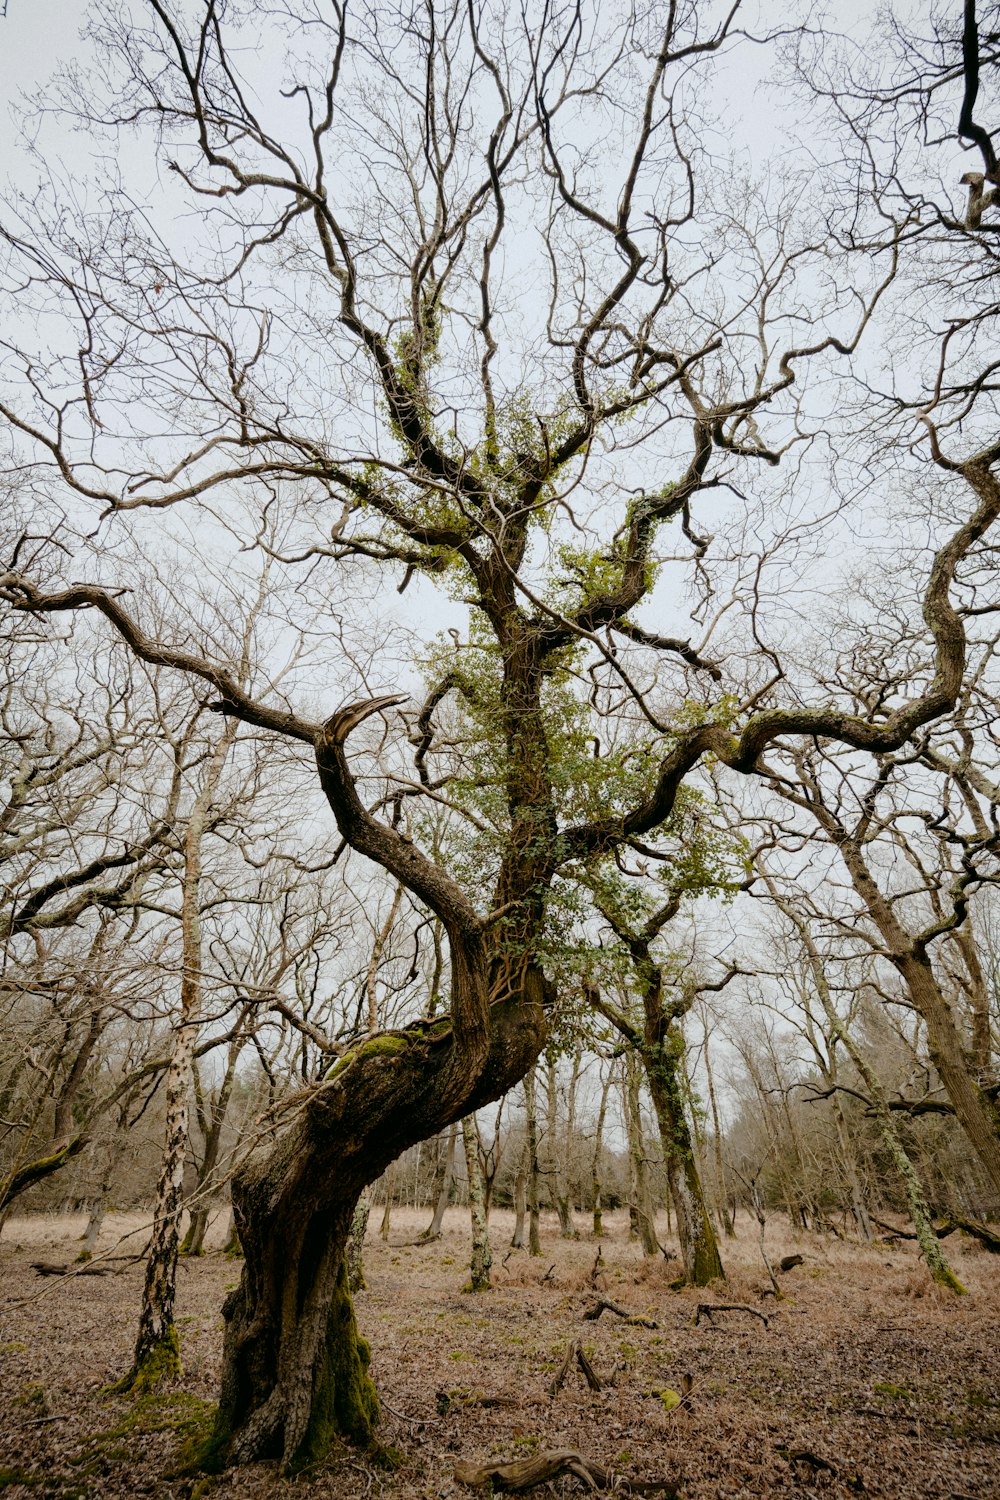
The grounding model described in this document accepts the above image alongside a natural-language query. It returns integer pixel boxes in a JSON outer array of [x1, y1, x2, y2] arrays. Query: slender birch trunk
[[461, 1114, 492, 1290], [591, 1063, 612, 1239], [524, 1067, 542, 1255], [622, 1055, 660, 1257], [113, 720, 237, 1391], [423, 1123, 457, 1239]]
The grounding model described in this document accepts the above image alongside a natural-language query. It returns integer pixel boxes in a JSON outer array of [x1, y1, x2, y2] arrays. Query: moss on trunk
[[290, 1258, 379, 1471]]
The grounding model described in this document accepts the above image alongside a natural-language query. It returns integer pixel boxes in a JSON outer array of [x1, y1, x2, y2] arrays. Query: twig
[[379, 1398, 440, 1427], [695, 1302, 769, 1328]]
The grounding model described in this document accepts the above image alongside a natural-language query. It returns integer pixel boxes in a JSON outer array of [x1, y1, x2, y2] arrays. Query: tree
[[762, 877, 966, 1292], [2, 0, 999, 1471], [755, 740, 1000, 1198]]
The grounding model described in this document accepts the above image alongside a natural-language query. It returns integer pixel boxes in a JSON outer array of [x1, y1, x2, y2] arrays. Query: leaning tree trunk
[[201, 962, 547, 1474], [821, 821, 1000, 1197], [775, 892, 966, 1294], [347, 1192, 371, 1292]]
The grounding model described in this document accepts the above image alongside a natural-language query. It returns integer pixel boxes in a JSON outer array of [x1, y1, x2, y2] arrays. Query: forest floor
[[0, 1206, 998, 1499]]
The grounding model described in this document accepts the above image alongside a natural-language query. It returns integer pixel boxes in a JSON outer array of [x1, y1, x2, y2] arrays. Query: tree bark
[[347, 1192, 370, 1293], [524, 1066, 542, 1256], [510, 1138, 528, 1248], [591, 1063, 612, 1239], [829, 828, 1000, 1197], [201, 968, 547, 1473], [183, 1038, 242, 1257], [461, 1114, 492, 1291], [644, 1028, 724, 1283], [771, 889, 965, 1294]]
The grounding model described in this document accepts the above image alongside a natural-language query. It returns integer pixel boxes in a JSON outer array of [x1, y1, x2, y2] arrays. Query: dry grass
[[0, 1205, 998, 1498]]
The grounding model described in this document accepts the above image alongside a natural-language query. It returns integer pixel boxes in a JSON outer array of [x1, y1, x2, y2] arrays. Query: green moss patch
[[72, 1390, 217, 1481]]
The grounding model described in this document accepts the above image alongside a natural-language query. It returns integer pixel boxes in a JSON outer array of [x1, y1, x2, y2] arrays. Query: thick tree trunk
[[461, 1114, 492, 1291], [200, 968, 547, 1473]]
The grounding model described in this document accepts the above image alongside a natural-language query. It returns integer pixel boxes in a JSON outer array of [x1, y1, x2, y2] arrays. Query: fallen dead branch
[[694, 1302, 769, 1328], [775, 1445, 839, 1475], [872, 1214, 1000, 1252], [436, 1388, 521, 1414], [549, 1338, 603, 1395], [583, 1295, 658, 1328], [30, 1261, 114, 1278], [454, 1449, 677, 1493]]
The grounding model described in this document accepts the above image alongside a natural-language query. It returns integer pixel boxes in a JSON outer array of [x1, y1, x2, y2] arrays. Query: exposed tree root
[[694, 1302, 769, 1328], [583, 1296, 658, 1328], [454, 1448, 678, 1493]]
